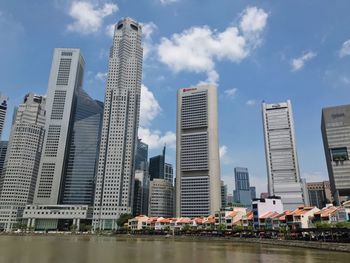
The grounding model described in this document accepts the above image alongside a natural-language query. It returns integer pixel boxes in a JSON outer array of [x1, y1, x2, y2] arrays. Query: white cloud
[[246, 99, 256, 106], [142, 22, 157, 39], [95, 71, 107, 81], [220, 145, 233, 165], [219, 145, 228, 159], [140, 84, 161, 126], [138, 127, 176, 149], [339, 39, 350, 58], [240, 6, 268, 33], [224, 88, 238, 98], [290, 51, 317, 72], [67, 1, 118, 34], [105, 23, 115, 37], [159, 0, 178, 5], [157, 6, 268, 84]]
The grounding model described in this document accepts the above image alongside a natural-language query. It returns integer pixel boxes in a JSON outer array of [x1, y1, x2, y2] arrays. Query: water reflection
[[0, 236, 347, 263]]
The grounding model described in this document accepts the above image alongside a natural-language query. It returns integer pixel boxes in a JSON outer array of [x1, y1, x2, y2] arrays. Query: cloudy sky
[[1, 0, 350, 196]]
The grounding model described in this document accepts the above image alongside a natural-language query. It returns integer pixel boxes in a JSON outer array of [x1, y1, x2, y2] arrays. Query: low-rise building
[[23, 204, 91, 231], [252, 196, 284, 229], [285, 206, 320, 229]]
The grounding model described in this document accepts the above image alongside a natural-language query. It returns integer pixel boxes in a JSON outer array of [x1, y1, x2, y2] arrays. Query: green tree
[[315, 221, 331, 229], [335, 221, 350, 229], [117, 213, 133, 227], [217, 224, 226, 231]]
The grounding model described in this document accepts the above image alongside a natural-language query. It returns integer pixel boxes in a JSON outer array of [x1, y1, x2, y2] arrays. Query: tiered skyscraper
[[34, 48, 103, 207], [0, 95, 8, 139], [321, 104, 350, 205], [262, 100, 305, 210], [176, 85, 221, 217], [92, 18, 143, 230], [0, 93, 46, 231]]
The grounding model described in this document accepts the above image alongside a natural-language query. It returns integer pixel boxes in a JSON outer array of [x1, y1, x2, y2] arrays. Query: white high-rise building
[[262, 100, 304, 210], [0, 95, 8, 140], [176, 85, 221, 217], [93, 18, 143, 230], [0, 93, 46, 231], [34, 48, 85, 205]]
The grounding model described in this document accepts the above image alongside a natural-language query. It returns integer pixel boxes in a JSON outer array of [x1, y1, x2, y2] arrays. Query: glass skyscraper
[[61, 90, 103, 205], [233, 167, 252, 207]]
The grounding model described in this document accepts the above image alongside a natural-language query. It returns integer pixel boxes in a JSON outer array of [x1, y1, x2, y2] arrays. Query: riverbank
[[2, 232, 349, 253], [115, 234, 350, 253]]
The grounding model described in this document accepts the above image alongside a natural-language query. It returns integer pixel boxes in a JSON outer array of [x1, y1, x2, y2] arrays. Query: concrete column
[[27, 218, 31, 229], [76, 219, 80, 231], [31, 218, 35, 229]]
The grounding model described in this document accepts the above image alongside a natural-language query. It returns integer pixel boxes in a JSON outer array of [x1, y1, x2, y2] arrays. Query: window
[[331, 147, 348, 162]]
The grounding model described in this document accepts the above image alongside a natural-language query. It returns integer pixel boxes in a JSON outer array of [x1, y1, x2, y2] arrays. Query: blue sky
[[1, 0, 350, 196]]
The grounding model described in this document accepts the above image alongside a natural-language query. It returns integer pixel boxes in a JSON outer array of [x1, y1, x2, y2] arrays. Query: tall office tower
[[135, 139, 148, 171], [307, 181, 333, 208], [149, 178, 174, 218], [0, 141, 8, 176], [221, 180, 227, 208], [176, 85, 221, 217], [322, 105, 350, 205], [233, 167, 252, 207], [149, 146, 166, 181], [164, 163, 174, 184], [60, 92, 103, 205], [34, 48, 85, 205], [0, 93, 46, 231], [262, 100, 304, 210], [133, 170, 150, 216], [93, 18, 143, 230], [250, 186, 256, 200], [0, 95, 8, 139]]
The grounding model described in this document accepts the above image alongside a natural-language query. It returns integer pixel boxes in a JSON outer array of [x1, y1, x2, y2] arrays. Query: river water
[[0, 235, 348, 263]]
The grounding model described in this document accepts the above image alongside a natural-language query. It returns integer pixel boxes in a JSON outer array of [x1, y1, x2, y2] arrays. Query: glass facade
[[61, 89, 103, 205]]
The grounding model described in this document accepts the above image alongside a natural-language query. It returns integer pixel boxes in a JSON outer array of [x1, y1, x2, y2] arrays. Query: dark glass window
[[331, 147, 348, 162]]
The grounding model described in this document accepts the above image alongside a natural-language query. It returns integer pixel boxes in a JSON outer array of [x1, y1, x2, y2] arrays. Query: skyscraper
[[321, 104, 350, 204], [60, 91, 103, 205], [93, 18, 143, 230], [0, 93, 46, 231], [250, 186, 256, 200], [0, 95, 8, 140], [34, 48, 85, 205], [149, 146, 165, 181], [133, 170, 150, 216], [262, 100, 304, 210], [176, 85, 221, 217], [233, 167, 252, 207]]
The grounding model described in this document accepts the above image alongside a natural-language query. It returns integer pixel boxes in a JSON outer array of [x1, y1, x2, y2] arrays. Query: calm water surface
[[0, 235, 348, 263]]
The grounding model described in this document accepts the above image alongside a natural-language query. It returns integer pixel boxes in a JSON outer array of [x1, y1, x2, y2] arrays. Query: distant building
[[262, 100, 305, 210], [221, 180, 227, 208], [0, 141, 8, 177], [307, 181, 333, 208], [250, 186, 256, 200], [133, 170, 150, 216], [149, 179, 174, 218], [227, 194, 234, 205], [321, 104, 350, 205], [252, 196, 284, 229], [176, 85, 221, 217], [164, 163, 174, 185], [234, 167, 252, 207], [0, 93, 46, 231], [260, 192, 269, 199], [135, 139, 148, 171], [0, 95, 8, 140], [149, 146, 166, 181]]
